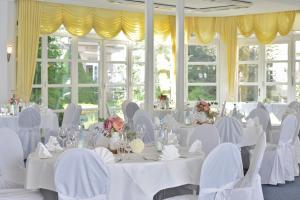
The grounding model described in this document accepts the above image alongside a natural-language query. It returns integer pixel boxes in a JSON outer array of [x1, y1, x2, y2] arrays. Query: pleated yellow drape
[[17, 0, 41, 101]]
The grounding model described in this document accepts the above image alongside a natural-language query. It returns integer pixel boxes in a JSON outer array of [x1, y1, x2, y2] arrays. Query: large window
[[186, 42, 219, 104]]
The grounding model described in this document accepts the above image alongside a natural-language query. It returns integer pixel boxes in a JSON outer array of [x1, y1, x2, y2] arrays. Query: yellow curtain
[[192, 17, 217, 44], [238, 11, 296, 44], [17, 0, 41, 101]]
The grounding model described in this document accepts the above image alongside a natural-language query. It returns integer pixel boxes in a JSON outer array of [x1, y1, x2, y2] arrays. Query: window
[[186, 43, 218, 103], [238, 45, 259, 102], [132, 43, 145, 105], [295, 40, 300, 100]]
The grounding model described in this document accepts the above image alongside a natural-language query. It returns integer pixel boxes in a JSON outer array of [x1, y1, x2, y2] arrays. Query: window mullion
[[71, 37, 78, 105], [42, 35, 48, 107]]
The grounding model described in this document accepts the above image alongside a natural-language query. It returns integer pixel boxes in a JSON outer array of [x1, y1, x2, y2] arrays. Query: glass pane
[[188, 45, 216, 62], [33, 62, 42, 85], [188, 86, 216, 101], [81, 110, 99, 129], [238, 86, 258, 102], [266, 62, 288, 82], [57, 112, 64, 127], [296, 41, 300, 60], [132, 47, 145, 63], [266, 85, 288, 103], [78, 87, 99, 110], [105, 44, 126, 62], [106, 86, 126, 117], [48, 36, 71, 59], [78, 62, 99, 84], [132, 63, 145, 84], [132, 85, 145, 104], [188, 65, 216, 83], [48, 87, 71, 110], [238, 64, 258, 82], [296, 62, 300, 83], [265, 44, 288, 61], [48, 62, 71, 84], [238, 45, 259, 61], [37, 37, 42, 59], [107, 63, 126, 84], [78, 41, 100, 61], [30, 88, 42, 104]]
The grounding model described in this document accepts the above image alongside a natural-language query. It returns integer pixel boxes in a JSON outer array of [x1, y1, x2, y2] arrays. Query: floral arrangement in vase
[[103, 116, 125, 137], [8, 94, 19, 105], [194, 100, 218, 124], [158, 94, 169, 109]]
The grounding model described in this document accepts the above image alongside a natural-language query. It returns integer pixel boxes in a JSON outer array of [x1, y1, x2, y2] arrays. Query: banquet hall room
[[2, 0, 300, 200]]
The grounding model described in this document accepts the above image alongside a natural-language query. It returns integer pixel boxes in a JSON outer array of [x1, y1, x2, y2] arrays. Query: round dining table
[[25, 146, 204, 200]]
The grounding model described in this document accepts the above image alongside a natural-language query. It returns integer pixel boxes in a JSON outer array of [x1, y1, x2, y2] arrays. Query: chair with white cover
[[259, 114, 298, 185], [230, 133, 266, 200], [199, 143, 244, 200], [133, 110, 155, 144], [0, 127, 44, 200], [18, 107, 41, 158], [121, 100, 130, 122], [288, 101, 300, 113], [247, 108, 271, 142], [126, 102, 140, 129], [55, 149, 109, 200], [40, 109, 59, 143], [188, 124, 220, 155], [257, 102, 268, 112], [61, 103, 77, 129], [72, 105, 82, 127], [215, 116, 243, 144]]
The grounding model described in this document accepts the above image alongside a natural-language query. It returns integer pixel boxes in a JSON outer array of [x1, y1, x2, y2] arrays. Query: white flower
[[130, 139, 145, 153]]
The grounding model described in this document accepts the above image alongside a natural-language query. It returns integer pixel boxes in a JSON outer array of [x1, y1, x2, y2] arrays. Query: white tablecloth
[[176, 124, 260, 147], [0, 115, 18, 132], [25, 147, 203, 200]]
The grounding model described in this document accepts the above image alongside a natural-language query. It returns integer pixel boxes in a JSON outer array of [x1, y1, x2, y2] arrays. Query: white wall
[[0, 0, 17, 103]]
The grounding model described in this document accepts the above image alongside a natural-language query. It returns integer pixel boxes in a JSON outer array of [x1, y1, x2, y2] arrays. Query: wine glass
[[58, 128, 67, 148]]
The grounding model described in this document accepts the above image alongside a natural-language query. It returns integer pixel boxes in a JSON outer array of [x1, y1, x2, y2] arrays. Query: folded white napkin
[[189, 140, 203, 153], [36, 142, 53, 159], [160, 145, 180, 160], [94, 147, 115, 163], [45, 136, 63, 152], [168, 131, 178, 145]]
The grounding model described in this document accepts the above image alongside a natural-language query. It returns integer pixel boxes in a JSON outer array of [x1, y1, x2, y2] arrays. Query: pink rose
[[104, 118, 113, 132], [204, 105, 210, 112], [112, 116, 124, 133]]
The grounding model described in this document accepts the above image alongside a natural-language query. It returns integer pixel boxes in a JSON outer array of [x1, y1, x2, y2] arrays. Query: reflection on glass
[[188, 45, 216, 62], [239, 64, 258, 82], [81, 110, 99, 129], [105, 44, 126, 62], [48, 87, 71, 110], [266, 85, 288, 103], [78, 41, 100, 61], [106, 86, 126, 117], [30, 88, 42, 104], [188, 65, 216, 83], [239, 86, 258, 102], [188, 86, 216, 101], [265, 44, 288, 61], [266, 62, 288, 82], [78, 87, 99, 110], [132, 63, 145, 84], [33, 62, 42, 85], [78, 62, 99, 84], [48, 36, 71, 59], [132, 47, 145, 63], [132, 86, 145, 104], [107, 63, 127, 84], [48, 62, 71, 84], [238, 45, 259, 61]]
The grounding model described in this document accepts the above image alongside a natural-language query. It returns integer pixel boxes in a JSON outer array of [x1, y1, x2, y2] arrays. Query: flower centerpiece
[[158, 94, 169, 109], [193, 100, 218, 124], [103, 116, 125, 153], [8, 94, 19, 116]]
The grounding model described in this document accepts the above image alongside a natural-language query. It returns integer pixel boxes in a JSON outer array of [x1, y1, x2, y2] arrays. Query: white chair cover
[[215, 117, 243, 144], [247, 108, 271, 141], [259, 114, 298, 185], [0, 189, 44, 200], [0, 128, 25, 189], [133, 110, 155, 144], [188, 124, 220, 155], [126, 102, 140, 129], [231, 134, 266, 200], [41, 109, 59, 142], [55, 149, 109, 200], [72, 105, 82, 128], [257, 102, 268, 112], [288, 101, 300, 113], [121, 100, 130, 122], [61, 103, 77, 129], [18, 107, 41, 158], [199, 143, 243, 200]]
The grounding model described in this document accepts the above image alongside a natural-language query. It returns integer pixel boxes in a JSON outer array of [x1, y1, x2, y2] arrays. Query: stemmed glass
[[58, 128, 67, 148]]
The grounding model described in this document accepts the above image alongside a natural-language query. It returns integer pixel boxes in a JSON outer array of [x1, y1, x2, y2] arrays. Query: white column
[[144, 0, 154, 116], [176, 0, 185, 122], [0, 0, 9, 103]]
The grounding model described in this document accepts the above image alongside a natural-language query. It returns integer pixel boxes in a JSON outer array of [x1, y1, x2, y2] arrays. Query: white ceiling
[[39, 0, 300, 16]]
